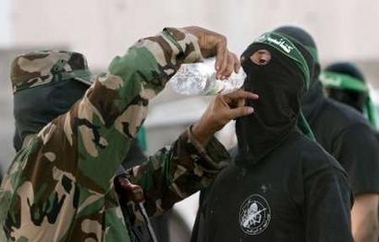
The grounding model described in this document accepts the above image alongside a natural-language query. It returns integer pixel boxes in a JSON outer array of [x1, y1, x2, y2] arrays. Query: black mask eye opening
[[250, 49, 271, 66]]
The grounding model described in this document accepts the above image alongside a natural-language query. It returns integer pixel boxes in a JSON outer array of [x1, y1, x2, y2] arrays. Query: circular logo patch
[[239, 194, 271, 235]]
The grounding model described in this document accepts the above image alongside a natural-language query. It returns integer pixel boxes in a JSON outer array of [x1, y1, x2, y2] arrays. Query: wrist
[[191, 122, 214, 146]]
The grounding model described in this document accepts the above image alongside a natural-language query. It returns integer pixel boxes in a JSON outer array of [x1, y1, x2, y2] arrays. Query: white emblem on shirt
[[239, 194, 271, 235]]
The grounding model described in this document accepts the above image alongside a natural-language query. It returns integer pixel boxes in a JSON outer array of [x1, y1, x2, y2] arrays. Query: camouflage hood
[[11, 50, 94, 150]]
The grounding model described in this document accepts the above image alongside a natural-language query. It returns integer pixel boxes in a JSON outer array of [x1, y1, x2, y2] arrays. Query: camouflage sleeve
[[0, 28, 215, 241], [49, 27, 204, 194], [125, 126, 230, 224]]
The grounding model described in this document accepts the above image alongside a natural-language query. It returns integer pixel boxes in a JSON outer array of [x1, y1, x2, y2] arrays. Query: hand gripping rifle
[[116, 166, 158, 242]]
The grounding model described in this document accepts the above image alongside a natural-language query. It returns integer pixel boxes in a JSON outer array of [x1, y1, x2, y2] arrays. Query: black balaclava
[[235, 31, 313, 165], [324, 62, 367, 112], [13, 80, 89, 151], [274, 26, 322, 119]]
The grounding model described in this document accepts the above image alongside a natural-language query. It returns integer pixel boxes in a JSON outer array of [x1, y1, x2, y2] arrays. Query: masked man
[[191, 30, 353, 241], [274, 26, 379, 242], [321, 62, 379, 241]]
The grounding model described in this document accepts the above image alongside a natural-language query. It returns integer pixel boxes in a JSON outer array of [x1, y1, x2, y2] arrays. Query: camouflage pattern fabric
[[0, 28, 230, 241], [10, 50, 93, 93]]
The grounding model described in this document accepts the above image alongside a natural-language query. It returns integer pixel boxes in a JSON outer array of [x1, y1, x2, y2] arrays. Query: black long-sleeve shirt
[[192, 130, 353, 242]]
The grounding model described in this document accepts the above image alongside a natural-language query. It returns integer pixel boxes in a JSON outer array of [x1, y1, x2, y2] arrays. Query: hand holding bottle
[[183, 26, 240, 79]]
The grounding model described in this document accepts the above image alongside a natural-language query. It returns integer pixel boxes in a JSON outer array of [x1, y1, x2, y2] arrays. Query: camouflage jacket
[[0, 28, 230, 241]]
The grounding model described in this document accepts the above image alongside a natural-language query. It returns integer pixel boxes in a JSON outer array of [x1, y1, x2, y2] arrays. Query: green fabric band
[[253, 31, 311, 89], [320, 71, 368, 93], [298, 111, 316, 141], [321, 71, 378, 128]]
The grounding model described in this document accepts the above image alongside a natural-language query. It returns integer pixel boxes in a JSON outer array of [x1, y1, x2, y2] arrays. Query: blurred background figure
[[321, 62, 379, 242], [321, 62, 378, 128]]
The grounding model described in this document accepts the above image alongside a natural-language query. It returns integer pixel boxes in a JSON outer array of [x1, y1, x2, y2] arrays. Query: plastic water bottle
[[168, 58, 246, 95]]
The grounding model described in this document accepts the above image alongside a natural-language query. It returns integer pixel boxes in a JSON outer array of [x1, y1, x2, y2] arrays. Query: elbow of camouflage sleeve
[[162, 27, 203, 64]]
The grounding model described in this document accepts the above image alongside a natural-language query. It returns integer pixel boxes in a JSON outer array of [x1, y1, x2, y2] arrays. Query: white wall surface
[[0, 0, 12, 46], [9, 0, 379, 69]]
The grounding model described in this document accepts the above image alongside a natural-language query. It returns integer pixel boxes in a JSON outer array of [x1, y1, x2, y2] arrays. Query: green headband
[[320, 71, 378, 127], [253, 31, 311, 89], [252, 31, 315, 141], [320, 71, 368, 93]]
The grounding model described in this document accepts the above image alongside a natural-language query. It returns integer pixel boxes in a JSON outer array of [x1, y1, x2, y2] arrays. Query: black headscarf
[[235, 31, 314, 165], [273, 26, 322, 119]]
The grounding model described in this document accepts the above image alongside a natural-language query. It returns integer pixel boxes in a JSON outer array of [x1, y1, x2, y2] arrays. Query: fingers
[[218, 89, 258, 116], [233, 53, 241, 73], [215, 89, 258, 120], [214, 36, 228, 78], [191, 89, 258, 142], [183, 26, 241, 79], [226, 106, 255, 119], [219, 53, 233, 78], [217, 52, 240, 79], [223, 89, 259, 103], [118, 178, 145, 203]]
